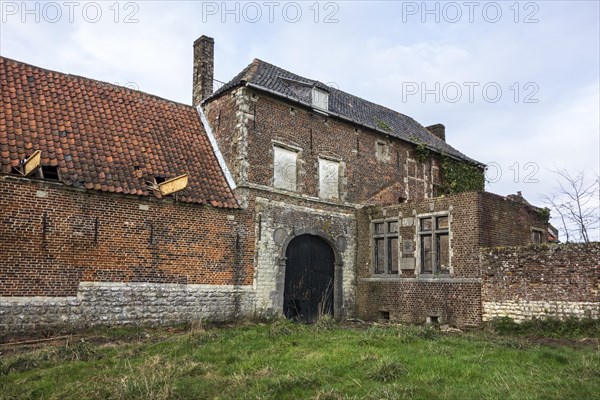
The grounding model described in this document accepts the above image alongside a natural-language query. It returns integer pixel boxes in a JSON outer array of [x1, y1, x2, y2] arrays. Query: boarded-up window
[[312, 87, 329, 111], [273, 146, 297, 191], [319, 158, 339, 200]]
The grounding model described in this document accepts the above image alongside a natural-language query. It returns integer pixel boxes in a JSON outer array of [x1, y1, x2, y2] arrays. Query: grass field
[[1, 318, 599, 400]]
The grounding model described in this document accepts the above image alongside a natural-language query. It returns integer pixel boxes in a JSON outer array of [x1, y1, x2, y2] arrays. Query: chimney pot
[[426, 123, 446, 142], [193, 35, 215, 106]]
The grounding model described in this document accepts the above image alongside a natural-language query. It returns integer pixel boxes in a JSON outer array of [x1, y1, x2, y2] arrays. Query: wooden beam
[[158, 174, 188, 195], [23, 150, 41, 176]]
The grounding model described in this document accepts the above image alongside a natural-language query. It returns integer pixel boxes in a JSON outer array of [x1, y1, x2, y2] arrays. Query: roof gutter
[[245, 82, 485, 168]]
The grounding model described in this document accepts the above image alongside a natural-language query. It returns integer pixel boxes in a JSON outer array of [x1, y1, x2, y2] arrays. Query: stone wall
[[252, 195, 356, 319], [481, 243, 600, 321], [1, 282, 255, 338]]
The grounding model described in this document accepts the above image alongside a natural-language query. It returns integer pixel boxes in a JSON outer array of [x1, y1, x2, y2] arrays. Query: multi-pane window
[[419, 215, 449, 275], [273, 146, 297, 191], [318, 158, 339, 200], [373, 220, 399, 275]]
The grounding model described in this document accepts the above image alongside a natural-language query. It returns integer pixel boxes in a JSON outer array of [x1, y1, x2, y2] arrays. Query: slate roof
[[0, 56, 238, 208], [208, 59, 482, 165]]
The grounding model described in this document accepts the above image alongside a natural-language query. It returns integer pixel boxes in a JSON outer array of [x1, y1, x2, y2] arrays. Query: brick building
[[1, 36, 570, 336]]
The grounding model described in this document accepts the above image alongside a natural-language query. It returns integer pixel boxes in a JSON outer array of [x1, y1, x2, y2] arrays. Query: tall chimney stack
[[426, 123, 446, 142], [193, 35, 214, 106]]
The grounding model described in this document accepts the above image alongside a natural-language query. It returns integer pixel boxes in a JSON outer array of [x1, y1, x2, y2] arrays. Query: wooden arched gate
[[283, 234, 335, 323]]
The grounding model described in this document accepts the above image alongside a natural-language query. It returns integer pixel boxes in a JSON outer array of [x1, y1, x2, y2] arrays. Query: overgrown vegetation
[[1, 319, 598, 399], [536, 207, 552, 224], [438, 156, 485, 194], [412, 138, 485, 195], [373, 116, 393, 133]]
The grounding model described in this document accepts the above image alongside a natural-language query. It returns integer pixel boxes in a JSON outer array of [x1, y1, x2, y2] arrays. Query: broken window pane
[[388, 221, 398, 233], [273, 146, 297, 191], [421, 235, 432, 273], [437, 233, 449, 274], [319, 158, 339, 199], [374, 238, 385, 274], [420, 218, 432, 231], [388, 237, 398, 274], [437, 216, 448, 230]]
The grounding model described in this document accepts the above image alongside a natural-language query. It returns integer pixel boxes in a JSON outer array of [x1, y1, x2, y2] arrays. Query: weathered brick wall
[[481, 243, 600, 321], [358, 281, 481, 326], [356, 192, 483, 326], [355, 191, 551, 326], [204, 89, 248, 184], [208, 88, 444, 204], [0, 176, 256, 335], [480, 191, 546, 247]]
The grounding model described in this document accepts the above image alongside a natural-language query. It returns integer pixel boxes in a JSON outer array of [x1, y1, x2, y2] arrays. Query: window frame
[[417, 213, 451, 276], [531, 227, 544, 246], [372, 219, 399, 276]]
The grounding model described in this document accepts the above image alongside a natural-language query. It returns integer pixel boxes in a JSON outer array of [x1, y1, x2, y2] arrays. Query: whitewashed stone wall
[[483, 300, 599, 322], [1, 282, 255, 336]]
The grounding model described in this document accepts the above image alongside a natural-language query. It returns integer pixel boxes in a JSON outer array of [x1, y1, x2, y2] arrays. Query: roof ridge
[[0, 55, 194, 109]]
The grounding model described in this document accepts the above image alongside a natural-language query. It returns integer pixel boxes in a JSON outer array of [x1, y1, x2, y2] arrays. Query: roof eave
[[245, 82, 485, 167]]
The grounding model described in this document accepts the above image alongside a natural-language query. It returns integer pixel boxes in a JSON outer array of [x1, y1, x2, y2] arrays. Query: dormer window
[[311, 87, 329, 111]]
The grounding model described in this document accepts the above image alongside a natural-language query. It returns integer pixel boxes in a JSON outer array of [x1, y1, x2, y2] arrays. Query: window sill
[[361, 276, 481, 283]]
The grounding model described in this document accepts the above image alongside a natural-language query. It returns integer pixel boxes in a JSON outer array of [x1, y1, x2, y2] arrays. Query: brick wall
[[0, 175, 256, 336], [355, 191, 551, 326], [207, 88, 445, 204], [481, 243, 600, 321], [355, 192, 483, 326], [479, 191, 546, 247]]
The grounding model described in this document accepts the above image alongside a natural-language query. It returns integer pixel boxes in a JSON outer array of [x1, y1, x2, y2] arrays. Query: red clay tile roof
[[0, 56, 238, 208]]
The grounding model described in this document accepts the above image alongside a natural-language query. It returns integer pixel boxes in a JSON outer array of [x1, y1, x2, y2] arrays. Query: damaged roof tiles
[[0, 57, 238, 208]]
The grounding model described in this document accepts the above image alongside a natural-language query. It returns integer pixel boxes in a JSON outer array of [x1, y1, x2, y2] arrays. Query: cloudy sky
[[1, 0, 598, 238]]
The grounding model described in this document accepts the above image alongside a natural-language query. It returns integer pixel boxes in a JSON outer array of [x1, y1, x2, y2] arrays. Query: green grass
[[1, 320, 599, 400]]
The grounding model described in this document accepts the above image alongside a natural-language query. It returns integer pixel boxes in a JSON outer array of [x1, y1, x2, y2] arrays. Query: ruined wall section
[[481, 243, 599, 321]]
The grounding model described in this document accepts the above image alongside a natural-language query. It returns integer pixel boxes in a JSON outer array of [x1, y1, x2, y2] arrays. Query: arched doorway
[[284, 234, 335, 323]]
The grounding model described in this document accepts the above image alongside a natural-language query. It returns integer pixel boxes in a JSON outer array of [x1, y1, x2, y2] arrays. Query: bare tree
[[542, 168, 599, 243]]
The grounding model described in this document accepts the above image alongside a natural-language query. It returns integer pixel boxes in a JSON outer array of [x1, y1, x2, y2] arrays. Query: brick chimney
[[193, 35, 214, 106], [426, 123, 445, 142]]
